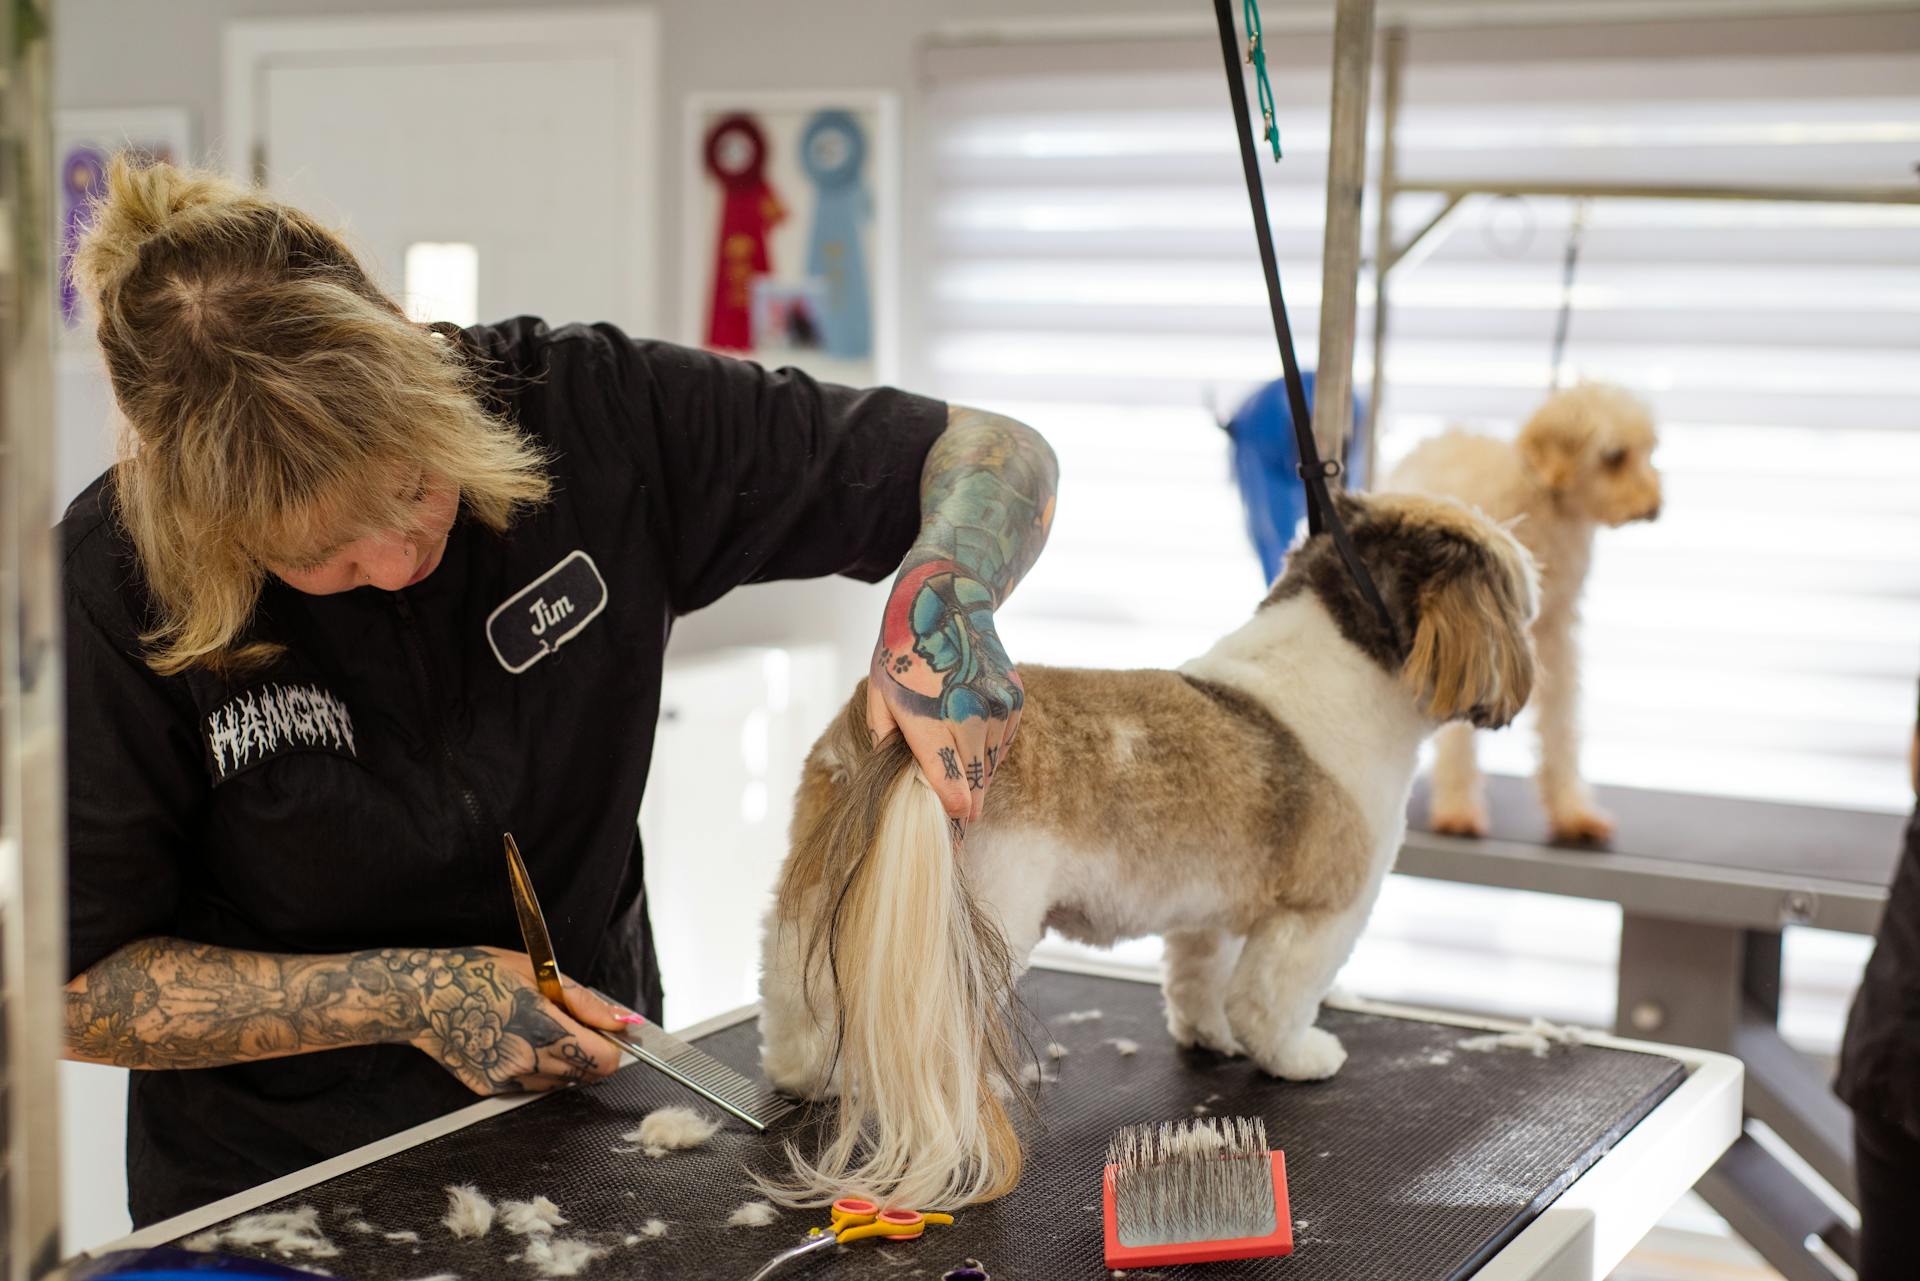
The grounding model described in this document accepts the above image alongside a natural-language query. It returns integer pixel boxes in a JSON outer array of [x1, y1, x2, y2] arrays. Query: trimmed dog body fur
[[1386, 383, 1660, 842], [758, 492, 1539, 1209]]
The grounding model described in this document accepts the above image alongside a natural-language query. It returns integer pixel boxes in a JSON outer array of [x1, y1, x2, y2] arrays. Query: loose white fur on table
[[1384, 382, 1661, 844], [519, 1235, 607, 1277], [623, 1104, 720, 1157], [181, 1206, 340, 1259], [623, 1219, 669, 1243], [728, 1200, 780, 1228], [1107, 1038, 1140, 1057], [1058, 1009, 1104, 1023], [441, 1185, 495, 1239], [498, 1196, 568, 1236], [1456, 1017, 1591, 1058], [759, 492, 1541, 1211]]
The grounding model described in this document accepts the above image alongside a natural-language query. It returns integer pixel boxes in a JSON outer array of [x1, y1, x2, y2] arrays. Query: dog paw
[[1430, 802, 1490, 837], [1257, 1027, 1347, 1081], [1167, 1011, 1243, 1058], [760, 1044, 838, 1100], [1549, 806, 1614, 846]]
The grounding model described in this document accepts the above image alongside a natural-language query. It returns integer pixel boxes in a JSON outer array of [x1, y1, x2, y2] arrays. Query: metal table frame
[[1399, 803, 1891, 1281], [80, 959, 1742, 1281]]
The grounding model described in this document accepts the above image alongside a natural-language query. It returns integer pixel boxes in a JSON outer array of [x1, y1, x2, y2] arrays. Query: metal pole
[[0, 0, 67, 1275], [1364, 25, 1405, 487], [1312, 0, 1376, 484]]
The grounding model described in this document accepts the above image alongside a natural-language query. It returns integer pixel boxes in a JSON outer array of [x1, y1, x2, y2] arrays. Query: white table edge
[[79, 960, 1743, 1281]]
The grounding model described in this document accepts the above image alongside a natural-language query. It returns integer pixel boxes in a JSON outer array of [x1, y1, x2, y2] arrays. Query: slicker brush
[[1101, 1116, 1293, 1268]]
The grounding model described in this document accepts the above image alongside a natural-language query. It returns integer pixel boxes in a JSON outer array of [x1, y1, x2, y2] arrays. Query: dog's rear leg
[[1225, 909, 1362, 1081], [1429, 722, 1489, 836], [1162, 928, 1245, 1057], [757, 898, 837, 1100]]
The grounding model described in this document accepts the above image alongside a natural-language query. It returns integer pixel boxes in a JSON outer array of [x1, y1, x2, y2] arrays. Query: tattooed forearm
[[875, 406, 1057, 724], [63, 938, 588, 1094], [912, 405, 1058, 604]]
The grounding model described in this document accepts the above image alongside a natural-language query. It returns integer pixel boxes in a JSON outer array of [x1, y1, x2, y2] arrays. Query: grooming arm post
[[1313, 0, 1377, 481], [1364, 25, 1405, 486]]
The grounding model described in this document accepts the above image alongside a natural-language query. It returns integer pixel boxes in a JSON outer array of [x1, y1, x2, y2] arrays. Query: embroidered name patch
[[486, 550, 609, 674], [205, 682, 358, 783]]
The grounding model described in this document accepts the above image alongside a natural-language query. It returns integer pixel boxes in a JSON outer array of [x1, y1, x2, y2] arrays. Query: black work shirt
[[61, 317, 946, 1226], [1838, 799, 1920, 1143]]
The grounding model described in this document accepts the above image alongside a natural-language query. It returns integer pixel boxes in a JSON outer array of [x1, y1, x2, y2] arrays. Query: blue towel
[[1225, 372, 1368, 583]]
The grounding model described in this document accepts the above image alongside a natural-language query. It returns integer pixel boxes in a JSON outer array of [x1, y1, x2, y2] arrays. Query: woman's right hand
[[390, 946, 632, 1095]]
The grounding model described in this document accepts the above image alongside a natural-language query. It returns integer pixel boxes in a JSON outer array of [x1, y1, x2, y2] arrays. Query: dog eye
[[1600, 448, 1628, 471]]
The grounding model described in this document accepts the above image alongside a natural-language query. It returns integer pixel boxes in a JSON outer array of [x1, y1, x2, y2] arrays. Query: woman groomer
[[59, 157, 1056, 1226]]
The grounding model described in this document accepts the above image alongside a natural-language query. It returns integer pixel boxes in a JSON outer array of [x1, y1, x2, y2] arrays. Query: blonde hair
[[72, 154, 551, 675]]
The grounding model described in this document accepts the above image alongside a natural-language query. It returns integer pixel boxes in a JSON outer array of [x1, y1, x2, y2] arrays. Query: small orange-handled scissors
[[744, 1198, 955, 1280]]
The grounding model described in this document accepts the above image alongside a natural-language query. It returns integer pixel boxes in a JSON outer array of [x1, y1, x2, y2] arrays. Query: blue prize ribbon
[[799, 110, 872, 360]]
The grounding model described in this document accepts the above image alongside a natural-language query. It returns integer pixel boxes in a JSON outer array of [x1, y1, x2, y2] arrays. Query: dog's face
[[1517, 383, 1661, 527], [1275, 492, 1540, 729]]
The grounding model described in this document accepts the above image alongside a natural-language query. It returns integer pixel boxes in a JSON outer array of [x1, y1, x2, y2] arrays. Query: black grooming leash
[[1210, 0, 1401, 649]]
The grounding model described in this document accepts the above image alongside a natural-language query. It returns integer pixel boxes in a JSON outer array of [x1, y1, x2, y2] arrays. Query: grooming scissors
[[503, 832, 794, 1130]]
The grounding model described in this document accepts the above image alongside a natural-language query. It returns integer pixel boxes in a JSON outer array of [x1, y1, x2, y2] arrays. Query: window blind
[[922, 23, 1920, 816]]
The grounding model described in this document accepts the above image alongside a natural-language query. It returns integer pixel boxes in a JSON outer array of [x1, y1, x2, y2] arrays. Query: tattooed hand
[[404, 947, 630, 1095], [64, 937, 633, 1095], [870, 405, 1056, 824], [868, 587, 1022, 826]]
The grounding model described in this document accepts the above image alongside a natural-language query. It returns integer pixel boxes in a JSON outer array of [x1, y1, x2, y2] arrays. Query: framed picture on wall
[[54, 108, 194, 347], [681, 91, 898, 387]]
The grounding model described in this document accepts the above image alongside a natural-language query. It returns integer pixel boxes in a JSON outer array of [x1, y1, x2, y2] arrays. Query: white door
[[227, 9, 658, 333]]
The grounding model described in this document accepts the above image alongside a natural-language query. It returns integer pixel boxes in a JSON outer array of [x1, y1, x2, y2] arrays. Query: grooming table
[[82, 964, 1738, 1281], [1402, 775, 1902, 1281]]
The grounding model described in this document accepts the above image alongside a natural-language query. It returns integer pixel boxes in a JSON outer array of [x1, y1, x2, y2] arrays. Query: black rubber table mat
[[166, 968, 1685, 1280], [1412, 774, 1902, 886]]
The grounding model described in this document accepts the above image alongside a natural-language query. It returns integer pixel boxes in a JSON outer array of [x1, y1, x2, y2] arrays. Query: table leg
[[1615, 913, 1857, 1280]]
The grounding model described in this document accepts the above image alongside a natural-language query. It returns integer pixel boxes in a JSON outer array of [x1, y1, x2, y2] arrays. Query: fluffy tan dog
[[1385, 383, 1660, 842], [756, 491, 1538, 1210]]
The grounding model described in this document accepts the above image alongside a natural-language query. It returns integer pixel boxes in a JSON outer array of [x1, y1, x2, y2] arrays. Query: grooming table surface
[[107, 967, 1738, 1281], [1405, 775, 1900, 934]]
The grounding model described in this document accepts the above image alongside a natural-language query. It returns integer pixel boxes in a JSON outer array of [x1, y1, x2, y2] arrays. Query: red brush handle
[[1102, 1150, 1293, 1268]]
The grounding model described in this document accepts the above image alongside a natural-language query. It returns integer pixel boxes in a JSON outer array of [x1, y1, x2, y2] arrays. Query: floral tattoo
[[66, 939, 607, 1096]]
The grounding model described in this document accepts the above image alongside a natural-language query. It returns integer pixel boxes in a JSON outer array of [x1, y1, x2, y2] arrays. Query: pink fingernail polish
[[616, 1014, 646, 1025]]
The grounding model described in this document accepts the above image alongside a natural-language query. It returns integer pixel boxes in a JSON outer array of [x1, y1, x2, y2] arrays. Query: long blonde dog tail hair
[[764, 693, 1025, 1210]]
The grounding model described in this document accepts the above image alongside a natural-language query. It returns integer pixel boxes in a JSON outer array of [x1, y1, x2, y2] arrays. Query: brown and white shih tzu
[[756, 491, 1538, 1210], [1386, 382, 1660, 843]]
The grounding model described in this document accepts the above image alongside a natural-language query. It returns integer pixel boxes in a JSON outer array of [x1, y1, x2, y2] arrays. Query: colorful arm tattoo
[[876, 405, 1058, 725]]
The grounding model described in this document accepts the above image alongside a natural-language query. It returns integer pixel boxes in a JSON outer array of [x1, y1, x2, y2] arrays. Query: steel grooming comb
[[503, 832, 796, 1131], [1102, 1115, 1293, 1267]]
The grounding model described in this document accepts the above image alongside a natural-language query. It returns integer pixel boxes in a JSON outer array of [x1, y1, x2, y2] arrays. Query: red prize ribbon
[[704, 114, 784, 351]]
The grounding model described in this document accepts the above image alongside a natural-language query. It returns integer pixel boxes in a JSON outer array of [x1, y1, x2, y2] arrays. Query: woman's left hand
[[868, 564, 1022, 826]]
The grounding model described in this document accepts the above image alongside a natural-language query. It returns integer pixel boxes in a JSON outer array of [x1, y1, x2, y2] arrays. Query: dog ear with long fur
[[1517, 400, 1590, 496], [1402, 549, 1537, 729]]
